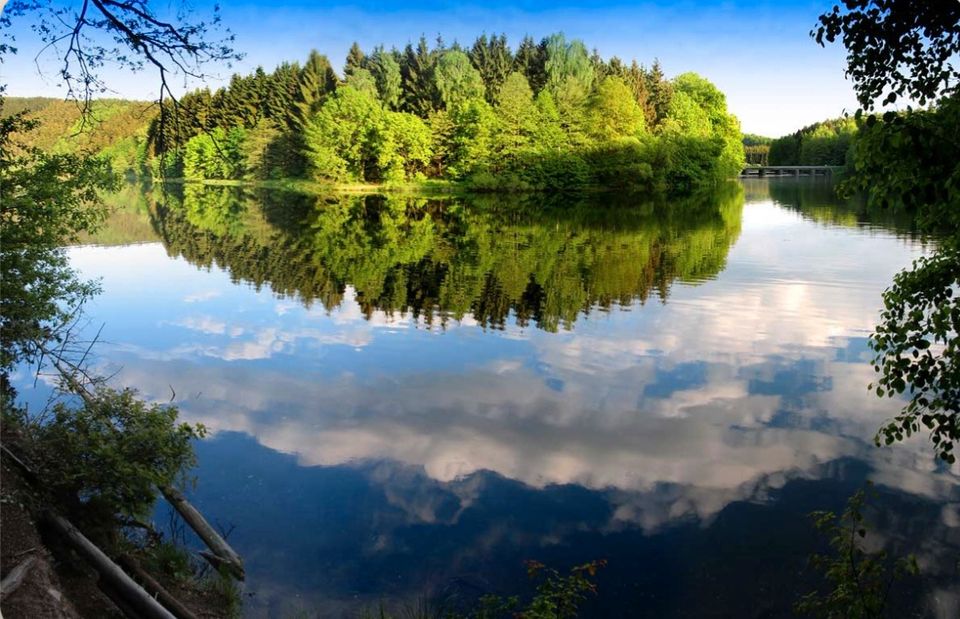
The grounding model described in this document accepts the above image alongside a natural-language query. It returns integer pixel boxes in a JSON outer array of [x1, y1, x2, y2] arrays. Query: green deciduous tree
[[37, 388, 206, 524], [543, 33, 595, 104], [449, 98, 499, 177], [304, 84, 383, 181], [587, 76, 647, 141], [672, 72, 744, 179], [0, 107, 114, 375], [376, 111, 434, 182], [435, 50, 486, 110], [494, 72, 538, 163], [182, 127, 247, 180]]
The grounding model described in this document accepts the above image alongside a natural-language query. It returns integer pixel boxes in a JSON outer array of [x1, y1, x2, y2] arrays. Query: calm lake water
[[16, 179, 960, 617]]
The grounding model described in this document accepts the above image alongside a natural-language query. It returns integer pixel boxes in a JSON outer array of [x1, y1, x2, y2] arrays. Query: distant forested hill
[[3, 97, 156, 178], [768, 117, 856, 167]]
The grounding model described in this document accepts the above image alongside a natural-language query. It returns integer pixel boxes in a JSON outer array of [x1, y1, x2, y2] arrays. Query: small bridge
[[741, 165, 838, 177]]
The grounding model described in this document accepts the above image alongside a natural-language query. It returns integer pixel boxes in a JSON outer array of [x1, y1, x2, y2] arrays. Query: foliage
[[742, 133, 772, 146], [670, 73, 744, 179], [367, 46, 404, 111], [0, 103, 115, 374], [31, 387, 205, 523], [294, 50, 339, 129], [15, 32, 744, 193], [542, 33, 595, 105], [183, 127, 247, 180], [869, 244, 960, 462], [586, 76, 646, 141], [16, 384, 202, 534], [795, 484, 918, 618], [469, 34, 514, 104], [377, 111, 434, 182], [842, 99, 960, 232], [303, 85, 383, 181], [435, 50, 486, 110], [813, 1, 960, 108], [768, 117, 856, 167], [815, 0, 960, 461], [518, 560, 606, 619]]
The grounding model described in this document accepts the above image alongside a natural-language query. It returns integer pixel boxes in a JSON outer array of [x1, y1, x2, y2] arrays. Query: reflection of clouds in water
[[85, 209, 958, 535], [183, 290, 221, 303], [112, 343, 958, 533], [171, 315, 231, 335]]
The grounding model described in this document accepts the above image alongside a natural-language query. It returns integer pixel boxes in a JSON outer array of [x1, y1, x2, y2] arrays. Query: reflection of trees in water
[[753, 179, 923, 236], [149, 184, 745, 331]]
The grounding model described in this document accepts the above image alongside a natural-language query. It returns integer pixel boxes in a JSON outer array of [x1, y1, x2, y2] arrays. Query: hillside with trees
[[4, 98, 157, 179], [767, 117, 856, 167], [8, 33, 745, 194]]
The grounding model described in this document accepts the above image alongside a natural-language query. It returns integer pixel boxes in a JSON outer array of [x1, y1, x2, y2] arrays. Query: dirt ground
[[1, 436, 234, 618], [1, 442, 121, 618]]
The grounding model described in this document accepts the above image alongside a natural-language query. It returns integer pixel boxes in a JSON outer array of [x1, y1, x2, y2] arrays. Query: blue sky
[[2, 0, 861, 136]]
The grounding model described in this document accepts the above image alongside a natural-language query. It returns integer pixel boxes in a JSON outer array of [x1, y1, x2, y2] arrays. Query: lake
[[15, 179, 959, 617]]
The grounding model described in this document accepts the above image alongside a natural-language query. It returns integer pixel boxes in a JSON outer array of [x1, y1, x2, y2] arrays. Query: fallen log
[[117, 554, 199, 619], [43, 513, 176, 619], [159, 486, 244, 580], [0, 555, 38, 602]]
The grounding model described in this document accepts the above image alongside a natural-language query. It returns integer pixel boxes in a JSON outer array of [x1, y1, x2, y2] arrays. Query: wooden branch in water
[[0, 555, 38, 602], [43, 513, 176, 619], [117, 554, 199, 619], [159, 486, 244, 580]]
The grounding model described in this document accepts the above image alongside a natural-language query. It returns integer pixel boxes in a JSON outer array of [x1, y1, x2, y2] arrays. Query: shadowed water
[[16, 178, 959, 617]]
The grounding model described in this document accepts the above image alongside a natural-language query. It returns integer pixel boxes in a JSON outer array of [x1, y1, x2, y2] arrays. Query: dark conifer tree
[[469, 33, 514, 103], [265, 62, 302, 128], [345, 42, 366, 77], [400, 36, 439, 116], [513, 35, 546, 93], [645, 59, 674, 128], [295, 50, 338, 127]]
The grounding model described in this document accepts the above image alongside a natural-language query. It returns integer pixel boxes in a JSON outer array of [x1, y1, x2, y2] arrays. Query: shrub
[[35, 387, 206, 523]]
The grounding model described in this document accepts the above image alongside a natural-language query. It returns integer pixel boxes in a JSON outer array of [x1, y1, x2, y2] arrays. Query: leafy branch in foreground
[[796, 484, 918, 618], [870, 244, 960, 463], [812, 0, 960, 109], [6, 0, 242, 114], [0, 100, 114, 376]]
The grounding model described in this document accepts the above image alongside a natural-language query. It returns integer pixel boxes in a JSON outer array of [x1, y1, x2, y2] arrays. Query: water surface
[[19, 179, 960, 617]]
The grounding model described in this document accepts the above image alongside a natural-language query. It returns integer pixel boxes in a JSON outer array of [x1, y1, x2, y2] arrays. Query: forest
[[767, 117, 857, 166], [7, 33, 746, 193]]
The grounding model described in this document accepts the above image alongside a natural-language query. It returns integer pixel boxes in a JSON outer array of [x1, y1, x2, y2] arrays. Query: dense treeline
[[147, 184, 744, 330], [742, 134, 771, 166], [145, 33, 744, 192], [768, 117, 856, 166]]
